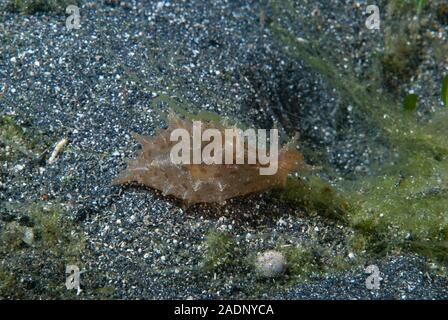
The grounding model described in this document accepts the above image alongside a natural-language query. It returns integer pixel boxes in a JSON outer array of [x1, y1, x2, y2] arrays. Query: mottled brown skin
[[113, 114, 308, 207]]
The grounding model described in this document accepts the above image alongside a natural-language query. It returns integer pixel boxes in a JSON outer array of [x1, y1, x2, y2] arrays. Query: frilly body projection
[[113, 113, 309, 207]]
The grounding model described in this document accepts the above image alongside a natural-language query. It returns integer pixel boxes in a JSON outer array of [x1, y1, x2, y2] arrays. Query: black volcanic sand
[[0, 0, 447, 299]]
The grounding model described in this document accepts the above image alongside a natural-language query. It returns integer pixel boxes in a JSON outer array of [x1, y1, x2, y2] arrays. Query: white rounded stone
[[255, 250, 286, 277]]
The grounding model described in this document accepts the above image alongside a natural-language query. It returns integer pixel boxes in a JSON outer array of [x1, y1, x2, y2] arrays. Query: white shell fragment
[[48, 137, 68, 164]]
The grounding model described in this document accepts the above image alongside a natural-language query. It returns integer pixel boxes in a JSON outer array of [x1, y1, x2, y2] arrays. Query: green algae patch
[[30, 205, 86, 263], [272, 176, 350, 223], [339, 117, 448, 262], [403, 94, 418, 112], [202, 229, 245, 272], [280, 244, 348, 280], [0, 114, 54, 163], [442, 75, 448, 107], [268, 0, 448, 265], [1, 221, 27, 251], [0, 203, 87, 299]]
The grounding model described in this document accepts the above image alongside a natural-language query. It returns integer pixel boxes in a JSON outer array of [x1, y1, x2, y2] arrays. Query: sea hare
[[113, 113, 308, 207]]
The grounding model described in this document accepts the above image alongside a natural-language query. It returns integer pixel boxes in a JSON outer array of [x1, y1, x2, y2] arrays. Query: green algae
[[202, 229, 245, 272], [338, 119, 448, 262], [1, 221, 26, 251], [0, 203, 87, 298], [0, 114, 54, 163], [442, 75, 448, 107], [268, 0, 448, 265], [271, 176, 350, 223], [279, 244, 348, 280], [0, 268, 24, 298], [416, 0, 429, 15], [403, 93, 418, 111]]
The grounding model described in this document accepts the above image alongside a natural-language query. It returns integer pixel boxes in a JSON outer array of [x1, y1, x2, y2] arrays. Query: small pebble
[[255, 250, 287, 278], [23, 227, 34, 246]]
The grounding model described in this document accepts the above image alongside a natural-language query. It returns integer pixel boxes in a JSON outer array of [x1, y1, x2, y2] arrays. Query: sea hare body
[[113, 114, 308, 206]]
